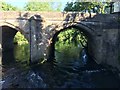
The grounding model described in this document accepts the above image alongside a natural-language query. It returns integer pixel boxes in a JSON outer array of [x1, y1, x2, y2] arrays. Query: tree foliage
[[0, 2, 19, 11], [56, 29, 87, 47], [24, 2, 62, 11], [55, 29, 87, 59], [64, 1, 113, 14], [14, 32, 28, 45], [24, 2, 53, 11]]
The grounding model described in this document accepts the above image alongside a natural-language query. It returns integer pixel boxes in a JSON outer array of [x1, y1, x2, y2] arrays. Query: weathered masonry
[[0, 11, 120, 70]]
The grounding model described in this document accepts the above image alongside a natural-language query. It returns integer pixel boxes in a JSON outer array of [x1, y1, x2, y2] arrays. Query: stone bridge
[[0, 11, 120, 70]]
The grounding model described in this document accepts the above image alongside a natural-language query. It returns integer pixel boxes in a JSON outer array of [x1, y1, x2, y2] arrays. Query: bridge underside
[[2, 26, 17, 51], [47, 26, 91, 61]]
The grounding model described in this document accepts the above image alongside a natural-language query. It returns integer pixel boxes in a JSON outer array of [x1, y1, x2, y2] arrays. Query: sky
[[3, 0, 74, 11]]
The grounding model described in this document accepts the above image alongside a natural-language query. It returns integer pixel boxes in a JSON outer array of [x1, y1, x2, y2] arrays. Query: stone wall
[[0, 11, 120, 70]]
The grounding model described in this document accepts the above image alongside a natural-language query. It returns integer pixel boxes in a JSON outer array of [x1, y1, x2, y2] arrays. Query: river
[[1, 44, 120, 88]]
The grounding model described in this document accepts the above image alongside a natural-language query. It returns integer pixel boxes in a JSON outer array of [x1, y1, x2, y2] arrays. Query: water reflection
[[14, 44, 30, 63], [2, 44, 30, 66], [1, 44, 120, 88]]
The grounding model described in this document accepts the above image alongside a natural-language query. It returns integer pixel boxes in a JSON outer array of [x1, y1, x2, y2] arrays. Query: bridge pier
[[29, 15, 48, 63]]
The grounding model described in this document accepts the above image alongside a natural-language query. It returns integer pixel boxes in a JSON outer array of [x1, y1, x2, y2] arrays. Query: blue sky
[[4, 0, 74, 11], [5, 0, 27, 9]]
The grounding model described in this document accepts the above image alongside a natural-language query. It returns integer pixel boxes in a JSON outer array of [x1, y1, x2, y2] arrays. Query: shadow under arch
[[2, 25, 18, 51], [47, 23, 95, 63], [1, 25, 28, 65]]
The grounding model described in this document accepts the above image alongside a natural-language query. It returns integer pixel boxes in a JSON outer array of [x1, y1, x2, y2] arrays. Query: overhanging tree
[[64, 1, 112, 14], [24, 2, 53, 11]]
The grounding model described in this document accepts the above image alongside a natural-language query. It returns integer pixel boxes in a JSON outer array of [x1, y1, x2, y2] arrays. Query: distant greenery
[[55, 43, 82, 59], [55, 29, 87, 58], [14, 44, 30, 63], [0, 1, 62, 11], [64, 1, 113, 14], [0, 2, 20, 11], [14, 32, 28, 45], [24, 2, 62, 11], [56, 29, 87, 46], [24, 2, 52, 11]]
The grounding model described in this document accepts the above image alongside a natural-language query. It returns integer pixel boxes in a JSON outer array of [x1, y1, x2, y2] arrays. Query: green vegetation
[[24, 2, 53, 11], [0, 2, 20, 11], [0, 1, 62, 11], [14, 32, 28, 45], [14, 44, 30, 63], [55, 29, 87, 58], [55, 43, 82, 59], [56, 29, 87, 46], [24, 2, 62, 11], [64, 1, 113, 14], [14, 32, 29, 63]]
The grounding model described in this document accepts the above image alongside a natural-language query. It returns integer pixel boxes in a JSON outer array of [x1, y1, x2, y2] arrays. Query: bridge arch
[[1, 24, 27, 51], [0, 22, 22, 32], [55, 22, 95, 38], [47, 22, 95, 62], [1, 25, 18, 51], [1, 24, 29, 65]]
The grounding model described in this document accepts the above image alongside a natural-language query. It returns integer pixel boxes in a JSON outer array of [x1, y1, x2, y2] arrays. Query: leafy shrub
[[14, 32, 28, 45]]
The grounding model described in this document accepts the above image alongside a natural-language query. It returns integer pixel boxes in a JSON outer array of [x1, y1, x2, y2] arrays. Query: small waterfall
[[81, 48, 88, 65]]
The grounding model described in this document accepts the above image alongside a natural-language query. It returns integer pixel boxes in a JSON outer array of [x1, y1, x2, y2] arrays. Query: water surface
[[1, 44, 120, 88]]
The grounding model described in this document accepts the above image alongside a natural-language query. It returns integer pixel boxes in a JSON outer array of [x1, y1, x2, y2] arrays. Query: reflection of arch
[[47, 23, 95, 61]]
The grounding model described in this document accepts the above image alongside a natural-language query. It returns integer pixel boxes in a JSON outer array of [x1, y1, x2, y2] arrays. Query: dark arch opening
[[2, 26, 18, 65], [47, 25, 93, 64], [2, 26, 18, 51], [1, 25, 29, 65]]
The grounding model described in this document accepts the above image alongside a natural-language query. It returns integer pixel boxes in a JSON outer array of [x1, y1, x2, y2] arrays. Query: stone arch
[[0, 22, 29, 38], [27, 14, 46, 63], [55, 22, 95, 38], [47, 22, 95, 62], [1, 25, 18, 65], [1, 25, 18, 51], [1, 22, 29, 40], [1, 22, 30, 65], [1, 23, 27, 51], [0, 22, 22, 32]]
